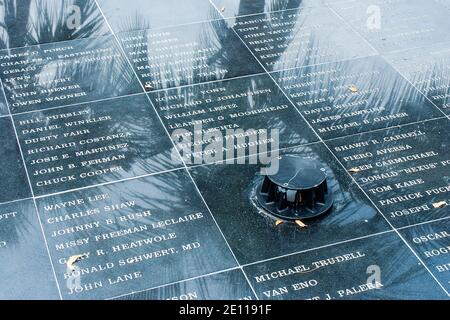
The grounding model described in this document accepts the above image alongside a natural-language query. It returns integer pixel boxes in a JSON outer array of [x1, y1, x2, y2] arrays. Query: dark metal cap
[[256, 155, 333, 220]]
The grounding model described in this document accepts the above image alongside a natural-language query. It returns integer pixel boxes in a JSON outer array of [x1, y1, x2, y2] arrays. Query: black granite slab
[[386, 42, 450, 116], [13, 94, 183, 197], [273, 56, 443, 139], [189, 143, 392, 265], [327, 118, 450, 228], [210, 0, 321, 18], [148, 74, 319, 165], [35, 170, 238, 300], [0, 0, 110, 50], [117, 269, 256, 300], [328, 0, 450, 54], [0, 199, 59, 299], [399, 219, 450, 292], [244, 232, 448, 300], [0, 35, 142, 114], [0, 81, 8, 116], [0, 117, 31, 203], [118, 20, 264, 91], [233, 6, 376, 72], [97, 0, 220, 33]]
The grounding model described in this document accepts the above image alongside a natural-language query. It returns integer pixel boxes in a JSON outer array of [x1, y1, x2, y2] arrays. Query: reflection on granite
[[13, 94, 183, 196], [0, 81, 8, 116], [0, 117, 31, 203], [233, 6, 376, 71], [386, 42, 450, 115], [190, 143, 391, 264], [97, 0, 220, 33], [118, 20, 263, 90], [117, 269, 256, 300], [273, 56, 443, 139], [244, 232, 447, 300], [35, 170, 238, 300], [0, 35, 142, 114], [400, 219, 450, 292], [328, 118, 450, 228], [0, 0, 110, 49], [210, 0, 321, 18], [328, 0, 450, 53], [0, 200, 59, 299], [149, 74, 319, 165]]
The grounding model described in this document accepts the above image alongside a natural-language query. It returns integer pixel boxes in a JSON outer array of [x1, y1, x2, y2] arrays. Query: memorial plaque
[[328, 118, 450, 228], [189, 143, 391, 265], [0, 35, 142, 114], [97, 0, 219, 32], [386, 42, 450, 116], [117, 269, 256, 300], [0, 0, 110, 50], [243, 232, 448, 300], [0, 199, 59, 299], [400, 219, 450, 292], [1, 0, 449, 301], [118, 20, 264, 90], [328, 0, 450, 53], [148, 74, 319, 164], [210, 0, 320, 18], [0, 117, 31, 203], [35, 170, 238, 300], [233, 6, 376, 72], [273, 56, 443, 139], [13, 94, 183, 196]]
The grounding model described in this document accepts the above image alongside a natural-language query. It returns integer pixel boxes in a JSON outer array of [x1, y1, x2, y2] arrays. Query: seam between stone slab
[[111, 214, 450, 300], [325, 3, 450, 119], [0, 77, 63, 300], [94, 0, 260, 300], [209, 0, 450, 297], [33, 166, 186, 200], [104, 265, 243, 300]]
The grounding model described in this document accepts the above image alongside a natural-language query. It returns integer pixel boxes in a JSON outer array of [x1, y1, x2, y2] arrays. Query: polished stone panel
[[148, 74, 319, 165], [97, 0, 219, 33], [328, 118, 450, 228], [233, 6, 376, 72], [244, 232, 448, 300], [0, 0, 110, 49], [210, 0, 321, 18], [0, 81, 8, 116], [273, 56, 443, 139], [0, 199, 59, 299], [0, 117, 31, 203], [0, 36, 142, 114], [189, 143, 391, 265], [400, 219, 450, 292], [13, 94, 183, 196], [35, 170, 238, 300], [328, 0, 450, 53], [118, 21, 264, 90], [117, 269, 256, 300], [386, 42, 450, 116]]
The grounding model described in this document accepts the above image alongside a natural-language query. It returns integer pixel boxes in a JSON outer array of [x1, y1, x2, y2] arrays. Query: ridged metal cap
[[256, 155, 333, 220]]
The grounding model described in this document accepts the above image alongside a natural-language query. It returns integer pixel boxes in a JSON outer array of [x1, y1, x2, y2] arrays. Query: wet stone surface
[[0, 0, 448, 300]]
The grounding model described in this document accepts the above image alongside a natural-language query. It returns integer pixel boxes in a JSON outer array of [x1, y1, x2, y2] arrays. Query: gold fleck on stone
[[295, 220, 308, 229], [67, 254, 87, 272], [432, 201, 447, 209], [349, 85, 358, 92]]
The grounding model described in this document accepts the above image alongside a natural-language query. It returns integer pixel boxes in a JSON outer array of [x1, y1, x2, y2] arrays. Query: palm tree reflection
[[0, 0, 108, 49]]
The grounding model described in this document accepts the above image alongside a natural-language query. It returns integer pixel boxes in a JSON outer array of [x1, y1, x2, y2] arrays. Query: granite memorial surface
[[0, 0, 448, 300]]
